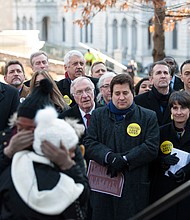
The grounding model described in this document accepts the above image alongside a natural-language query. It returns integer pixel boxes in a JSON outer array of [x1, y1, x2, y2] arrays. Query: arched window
[[42, 16, 49, 41], [16, 16, 20, 30], [29, 17, 33, 30], [131, 19, 137, 56], [22, 16, 27, 30], [62, 18, 65, 42], [172, 23, 178, 49], [113, 19, 118, 49], [121, 18, 128, 58]]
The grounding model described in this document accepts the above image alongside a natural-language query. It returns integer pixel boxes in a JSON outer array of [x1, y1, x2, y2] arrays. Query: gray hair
[[70, 76, 95, 95], [97, 72, 116, 89], [30, 51, 48, 66], [64, 50, 85, 66]]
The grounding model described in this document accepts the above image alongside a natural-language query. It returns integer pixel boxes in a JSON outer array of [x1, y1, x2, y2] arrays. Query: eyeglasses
[[73, 87, 94, 96], [100, 84, 110, 89]]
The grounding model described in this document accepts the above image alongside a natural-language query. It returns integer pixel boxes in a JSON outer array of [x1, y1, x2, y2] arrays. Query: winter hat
[[17, 78, 53, 119], [11, 106, 85, 215], [33, 106, 85, 155]]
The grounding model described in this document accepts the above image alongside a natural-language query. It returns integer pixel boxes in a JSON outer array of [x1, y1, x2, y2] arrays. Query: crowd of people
[[0, 49, 190, 220]]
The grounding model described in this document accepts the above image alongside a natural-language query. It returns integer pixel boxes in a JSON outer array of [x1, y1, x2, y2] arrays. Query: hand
[[168, 169, 185, 183], [106, 153, 128, 178], [41, 140, 76, 170], [4, 130, 33, 158], [160, 153, 179, 170]]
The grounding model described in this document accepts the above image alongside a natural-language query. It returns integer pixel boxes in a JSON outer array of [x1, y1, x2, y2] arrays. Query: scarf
[[107, 100, 135, 121], [11, 150, 84, 215], [151, 86, 170, 113]]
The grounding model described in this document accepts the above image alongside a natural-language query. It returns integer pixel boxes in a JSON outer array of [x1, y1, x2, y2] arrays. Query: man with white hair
[[97, 72, 116, 105], [57, 50, 98, 107], [59, 76, 101, 143]]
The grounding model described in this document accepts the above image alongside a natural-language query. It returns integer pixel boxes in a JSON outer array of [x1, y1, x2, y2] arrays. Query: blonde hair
[[30, 70, 70, 112]]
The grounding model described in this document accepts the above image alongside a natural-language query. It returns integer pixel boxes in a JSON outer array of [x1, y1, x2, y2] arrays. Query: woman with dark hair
[[150, 90, 190, 220], [134, 77, 152, 95]]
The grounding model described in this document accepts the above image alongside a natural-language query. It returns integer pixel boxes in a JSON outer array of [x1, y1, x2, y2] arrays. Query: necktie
[[84, 114, 91, 127]]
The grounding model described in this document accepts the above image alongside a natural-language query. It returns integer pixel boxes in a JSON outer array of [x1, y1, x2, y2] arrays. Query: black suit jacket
[[0, 82, 20, 131], [56, 76, 99, 108], [59, 103, 102, 144], [173, 75, 184, 91], [134, 89, 172, 126]]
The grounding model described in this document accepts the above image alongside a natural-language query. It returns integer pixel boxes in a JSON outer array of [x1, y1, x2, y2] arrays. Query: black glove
[[168, 169, 185, 183], [106, 153, 128, 178], [168, 163, 190, 183], [160, 153, 179, 170]]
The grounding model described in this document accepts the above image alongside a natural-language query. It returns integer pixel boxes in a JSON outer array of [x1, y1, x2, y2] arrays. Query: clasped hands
[[106, 152, 129, 178]]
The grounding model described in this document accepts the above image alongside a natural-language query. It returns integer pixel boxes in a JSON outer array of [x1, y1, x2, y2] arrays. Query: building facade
[[1, 0, 190, 73]]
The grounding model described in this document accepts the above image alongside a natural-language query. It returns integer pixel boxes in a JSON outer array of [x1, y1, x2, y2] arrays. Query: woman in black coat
[[150, 90, 190, 220]]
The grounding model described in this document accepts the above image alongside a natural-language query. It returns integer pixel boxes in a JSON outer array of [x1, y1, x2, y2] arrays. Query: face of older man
[[31, 54, 49, 72], [65, 55, 86, 80], [4, 64, 25, 89], [100, 77, 113, 104], [72, 78, 94, 113]]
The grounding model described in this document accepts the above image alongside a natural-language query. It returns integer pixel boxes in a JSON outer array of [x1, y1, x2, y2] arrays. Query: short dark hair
[[4, 60, 25, 75], [169, 90, 190, 109], [91, 61, 106, 73], [110, 73, 134, 96], [149, 60, 171, 76], [180, 59, 190, 74]]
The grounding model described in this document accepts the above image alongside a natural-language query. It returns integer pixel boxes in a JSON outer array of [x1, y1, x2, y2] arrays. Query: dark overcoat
[[84, 104, 159, 220], [0, 82, 20, 131], [150, 120, 190, 220], [134, 89, 172, 126]]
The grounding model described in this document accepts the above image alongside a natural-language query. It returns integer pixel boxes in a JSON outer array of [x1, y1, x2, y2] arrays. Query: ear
[[64, 64, 68, 71], [4, 75, 7, 82], [149, 75, 153, 84], [180, 74, 184, 82]]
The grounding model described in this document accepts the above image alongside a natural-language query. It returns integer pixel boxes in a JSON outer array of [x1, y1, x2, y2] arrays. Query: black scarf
[[152, 86, 170, 113]]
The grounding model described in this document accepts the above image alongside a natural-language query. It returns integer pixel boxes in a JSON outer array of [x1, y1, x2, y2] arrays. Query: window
[[16, 16, 20, 30], [29, 17, 33, 30], [62, 18, 65, 42], [172, 23, 177, 49], [42, 16, 49, 41], [131, 19, 137, 56], [85, 25, 88, 43], [80, 23, 93, 43], [113, 19, 118, 49], [121, 18, 128, 58], [22, 16, 27, 30], [148, 19, 152, 49]]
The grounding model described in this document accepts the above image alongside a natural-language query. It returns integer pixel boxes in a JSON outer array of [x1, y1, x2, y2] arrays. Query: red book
[[87, 160, 124, 197]]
